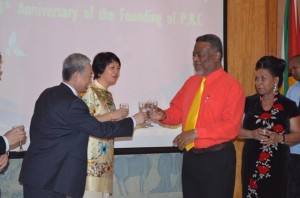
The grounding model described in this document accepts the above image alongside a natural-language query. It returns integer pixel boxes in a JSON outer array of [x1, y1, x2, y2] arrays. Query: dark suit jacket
[[0, 136, 6, 155], [19, 83, 134, 198]]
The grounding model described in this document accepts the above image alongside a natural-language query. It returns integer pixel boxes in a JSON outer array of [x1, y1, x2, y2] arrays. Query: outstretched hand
[[150, 106, 166, 121], [132, 111, 148, 126]]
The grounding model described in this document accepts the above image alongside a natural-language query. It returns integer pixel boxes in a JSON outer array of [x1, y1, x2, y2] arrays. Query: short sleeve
[[286, 99, 299, 119]]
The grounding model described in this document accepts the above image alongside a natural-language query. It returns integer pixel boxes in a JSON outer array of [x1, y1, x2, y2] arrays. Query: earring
[[273, 83, 278, 95]]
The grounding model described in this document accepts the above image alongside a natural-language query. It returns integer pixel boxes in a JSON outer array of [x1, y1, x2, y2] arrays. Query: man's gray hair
[[62, 53, 91, 81]]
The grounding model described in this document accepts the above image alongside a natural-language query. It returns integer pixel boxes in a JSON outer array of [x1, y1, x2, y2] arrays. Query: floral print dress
[[241, 94, 299, 198], [81, 80, 116, 194]]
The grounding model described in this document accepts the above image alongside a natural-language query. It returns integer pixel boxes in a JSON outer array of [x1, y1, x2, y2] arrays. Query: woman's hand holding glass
[[254, 128, 281, 147], [119, 103, 129, 118], [111, 103, 129, 121], [258, 128, 284, 147], [253, 128, 269, 142]]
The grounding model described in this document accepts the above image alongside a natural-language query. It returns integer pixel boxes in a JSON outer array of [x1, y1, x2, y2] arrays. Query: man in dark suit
[[19, 53, 145, 198]]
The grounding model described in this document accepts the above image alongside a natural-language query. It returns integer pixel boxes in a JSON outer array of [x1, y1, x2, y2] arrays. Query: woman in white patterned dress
[[81, 52, 128, 198]]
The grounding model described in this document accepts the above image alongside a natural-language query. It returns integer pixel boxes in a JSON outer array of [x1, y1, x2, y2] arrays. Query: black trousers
[[23, 184, 71, 198], [287, 154, 300, 198], [182, 143, 236, 198]]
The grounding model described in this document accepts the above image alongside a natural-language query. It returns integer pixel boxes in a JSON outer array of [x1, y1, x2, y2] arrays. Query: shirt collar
[[62, 81, 78, 96], [205, 67, 224, 81], [93, 80, 107, 90]]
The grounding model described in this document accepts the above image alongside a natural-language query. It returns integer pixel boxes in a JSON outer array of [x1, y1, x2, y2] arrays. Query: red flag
[[283, 0, 300, 94], [288, 0, 300, 60]]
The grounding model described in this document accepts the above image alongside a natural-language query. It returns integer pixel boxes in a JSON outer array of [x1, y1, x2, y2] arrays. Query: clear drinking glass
[[12, 125, 24, 152], [119, 103, 129, 110], [147, 99, 158, 111], [138, 100, 158, 127], [147, 99, 158, 126], [139, 101, 151, 127]]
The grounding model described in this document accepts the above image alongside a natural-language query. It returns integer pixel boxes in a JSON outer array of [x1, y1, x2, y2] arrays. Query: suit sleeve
[[0, 136, 6, 155], [65, 98, 134, 138]]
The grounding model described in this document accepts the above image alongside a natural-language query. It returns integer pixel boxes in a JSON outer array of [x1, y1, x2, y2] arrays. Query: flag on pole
[[283, 0, 300, 95]]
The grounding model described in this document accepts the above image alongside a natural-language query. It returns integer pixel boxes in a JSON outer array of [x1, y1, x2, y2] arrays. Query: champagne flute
[[12, 125, 24, 152], [119, 103, 129, 110], [139, 101, 151, 127], [147, 99, 158, 125], [120, 103, 129, 118], [148, 99, 158, 111]]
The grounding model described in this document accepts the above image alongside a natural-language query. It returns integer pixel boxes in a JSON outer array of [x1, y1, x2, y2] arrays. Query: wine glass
[[139, 101, 151, 127], [119, 103, 129, 119], [147, 100, 158, 126], [148, 99, 158, 111], [119, 103, 129, 110], [12, 125, 24, 152]]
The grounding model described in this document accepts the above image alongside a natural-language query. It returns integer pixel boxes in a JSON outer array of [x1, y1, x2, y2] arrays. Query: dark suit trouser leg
[[182, 144, 236, 198], [23, 184, 67, 198], [288, 154, 300, 198]]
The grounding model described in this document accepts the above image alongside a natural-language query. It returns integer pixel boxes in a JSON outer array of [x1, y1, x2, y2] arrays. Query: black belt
[[190, 141, 232, 154]]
